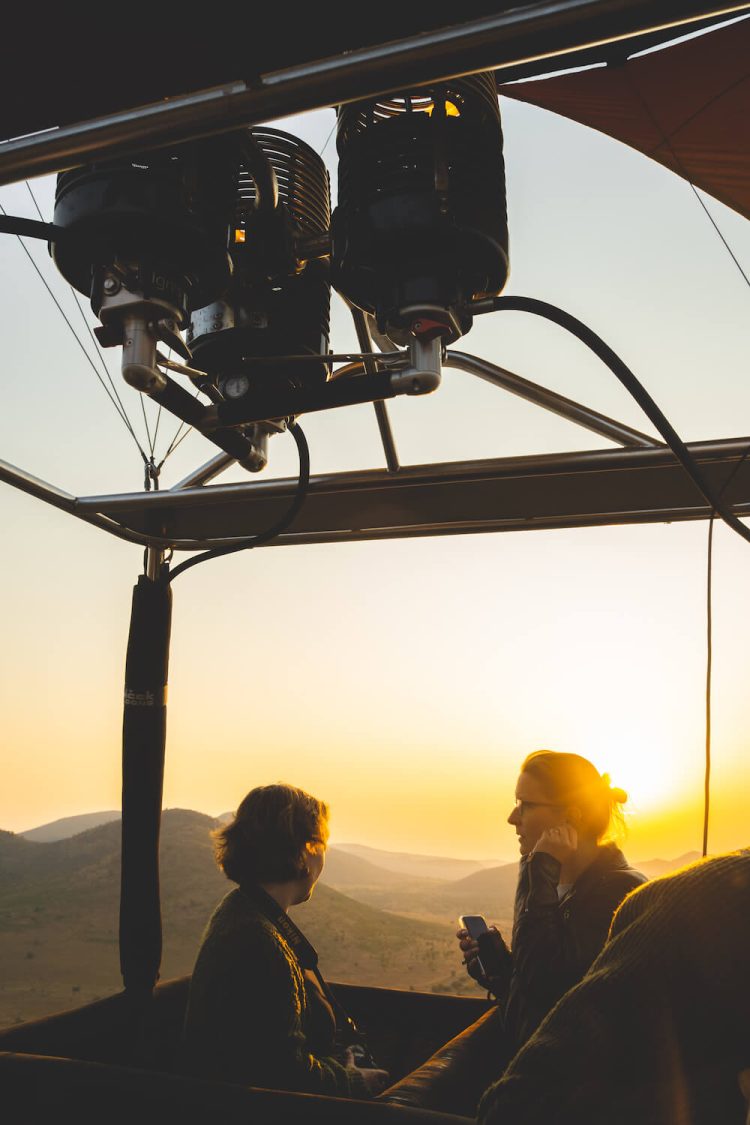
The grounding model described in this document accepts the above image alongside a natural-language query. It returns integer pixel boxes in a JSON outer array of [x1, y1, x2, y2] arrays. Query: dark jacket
[[479, 851, 750, 1125], [481, 843, 646, 1051], [181, 887, 366, 1097]]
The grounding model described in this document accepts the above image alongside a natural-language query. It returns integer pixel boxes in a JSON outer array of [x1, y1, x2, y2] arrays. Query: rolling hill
[[20, 811, 121, 842], [321, 846, 440, 890], [7, 814, 706, 945], [334, 842, 500, 881], [0, 811, 475, 1029], [15, 811, 700, 889], [634, 852, 701, 880], [323, 852, 704, 929], [322, 859, 519, 930]]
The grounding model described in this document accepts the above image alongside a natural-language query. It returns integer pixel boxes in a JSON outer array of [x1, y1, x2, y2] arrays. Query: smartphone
[[459, 914, 489, 940], [459, 914, 490, 976]]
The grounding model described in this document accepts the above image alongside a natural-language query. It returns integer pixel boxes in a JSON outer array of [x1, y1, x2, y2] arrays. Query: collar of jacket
[[560, 842, 633, 900], [520, 842, 632, 894]]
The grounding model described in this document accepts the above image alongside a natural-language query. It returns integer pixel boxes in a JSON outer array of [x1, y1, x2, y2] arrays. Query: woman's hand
[[344, 1048, 390, 1095], [360, 1067, 391, 1095], [457, 925, 502, 982], [456, 926, 483, 981], [531, 823, 578, 864]]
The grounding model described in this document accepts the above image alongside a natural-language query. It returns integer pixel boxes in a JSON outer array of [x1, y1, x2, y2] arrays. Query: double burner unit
[[49, 74, 510, 471]]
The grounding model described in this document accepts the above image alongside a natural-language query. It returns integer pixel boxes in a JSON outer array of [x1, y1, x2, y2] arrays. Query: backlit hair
[[212, 783, 329, 885], [520, 750, 627, 841]]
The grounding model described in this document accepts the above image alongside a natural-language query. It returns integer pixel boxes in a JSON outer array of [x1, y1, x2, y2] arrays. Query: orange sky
[[1, 83, 750, 864]]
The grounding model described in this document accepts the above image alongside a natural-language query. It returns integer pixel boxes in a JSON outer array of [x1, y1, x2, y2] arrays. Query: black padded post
[[119, 568, 172, 996]]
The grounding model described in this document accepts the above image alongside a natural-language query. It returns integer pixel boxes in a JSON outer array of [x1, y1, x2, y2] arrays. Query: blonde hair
[[521, 750, 627, 841], [212, 783, 329, 885]]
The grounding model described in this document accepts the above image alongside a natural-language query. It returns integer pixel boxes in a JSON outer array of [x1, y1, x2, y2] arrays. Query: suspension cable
[[703, 516, 714, 857], [162, 423, 194, 460], [151, 350, 166, 454], [24, 180, 198, 476], [624, 68, 750, 292], [701, 439, 750, 856], [156, 385, 204, 471], [318, 112, 337, 158], [22, 183, 146, 451], [139, 393, 155, 459], [2, 198, 150, 465]]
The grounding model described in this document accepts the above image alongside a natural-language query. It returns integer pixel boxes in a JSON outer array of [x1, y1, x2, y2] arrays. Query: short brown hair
[[521, 750, 627, 841], [212, 783, 329, 885]]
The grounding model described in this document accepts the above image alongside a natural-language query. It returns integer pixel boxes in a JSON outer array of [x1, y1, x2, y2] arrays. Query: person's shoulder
[[205, 886, 258, 925], [610, 866, 648, 896], [201, 888, 283, 950], [589, 845, 647, 892], [626, 851, 750, 911], [193, 889, 303, 986]]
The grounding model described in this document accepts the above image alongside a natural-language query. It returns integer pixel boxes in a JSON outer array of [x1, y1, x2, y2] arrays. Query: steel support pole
[[350, 305, 401, 473], [446, 350, 658, 448], [119, 548, 172, 1001]]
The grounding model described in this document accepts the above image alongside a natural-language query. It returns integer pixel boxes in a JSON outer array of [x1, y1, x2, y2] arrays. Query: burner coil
[[332, 72, 509, 342]]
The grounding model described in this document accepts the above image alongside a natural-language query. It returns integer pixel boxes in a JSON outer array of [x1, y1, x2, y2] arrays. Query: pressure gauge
[[223, 374, 250, 400]]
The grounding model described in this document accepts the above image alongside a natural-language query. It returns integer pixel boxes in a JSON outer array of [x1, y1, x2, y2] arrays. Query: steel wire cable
[[700, 439, 750, 856], [618, 64, 750, 857], [0, 200, 150, 466], [23, 183, 151, 459], [156, 385, 205, 470], [624, 67, 750, 290], [138, 391, 155, 458], [22, 181, 202, 471], [704, 516, 714, 857]]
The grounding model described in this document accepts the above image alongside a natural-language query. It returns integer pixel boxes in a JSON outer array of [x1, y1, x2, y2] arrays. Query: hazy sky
[[1, 33, 749, 863]]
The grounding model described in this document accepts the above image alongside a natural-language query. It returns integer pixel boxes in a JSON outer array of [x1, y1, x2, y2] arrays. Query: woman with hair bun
[[459, 750, 646, 1053], [380, 752, 645, 1115]]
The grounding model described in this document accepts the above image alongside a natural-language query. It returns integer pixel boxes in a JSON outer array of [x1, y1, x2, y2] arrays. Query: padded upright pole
[[119, 555, 172, 996]]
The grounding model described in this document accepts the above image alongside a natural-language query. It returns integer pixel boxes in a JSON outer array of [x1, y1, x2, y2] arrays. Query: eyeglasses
[[513, 799, 562, 815]]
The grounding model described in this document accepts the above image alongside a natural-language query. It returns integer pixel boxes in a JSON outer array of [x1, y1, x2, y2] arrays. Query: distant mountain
[[3, 809, 714, 1030], [11, 810, 703, 922], [0, 810, 472, 1029], [447, 861, 520, 903], [322, 847, 435, 890], [335, 842, 500, 882], [634, 852, 702, 880], [20, 811, 121, 842], [326, 860, 519, 931]]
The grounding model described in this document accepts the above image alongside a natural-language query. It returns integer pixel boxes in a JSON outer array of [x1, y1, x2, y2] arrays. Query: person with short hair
[[182, 783, 389, 1097]]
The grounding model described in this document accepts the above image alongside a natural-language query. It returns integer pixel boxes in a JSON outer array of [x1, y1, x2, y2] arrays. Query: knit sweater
[[181, 887, 367, 1098], [478, 851, 750, 1125]]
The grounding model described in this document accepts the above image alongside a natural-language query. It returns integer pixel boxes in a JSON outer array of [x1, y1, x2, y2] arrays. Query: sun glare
[[584, 732, 684, 816]]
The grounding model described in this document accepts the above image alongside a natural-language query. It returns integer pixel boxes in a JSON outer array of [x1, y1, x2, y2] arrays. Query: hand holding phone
[[458, 914, 511, 987], [458, 914, 489, 977]]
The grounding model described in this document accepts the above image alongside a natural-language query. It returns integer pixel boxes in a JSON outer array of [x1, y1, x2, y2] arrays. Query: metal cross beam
[[54, 437, 750, 548]]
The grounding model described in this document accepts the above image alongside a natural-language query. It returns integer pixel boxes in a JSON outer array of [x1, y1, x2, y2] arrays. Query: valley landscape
[[0, 810, 699, 1029]]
